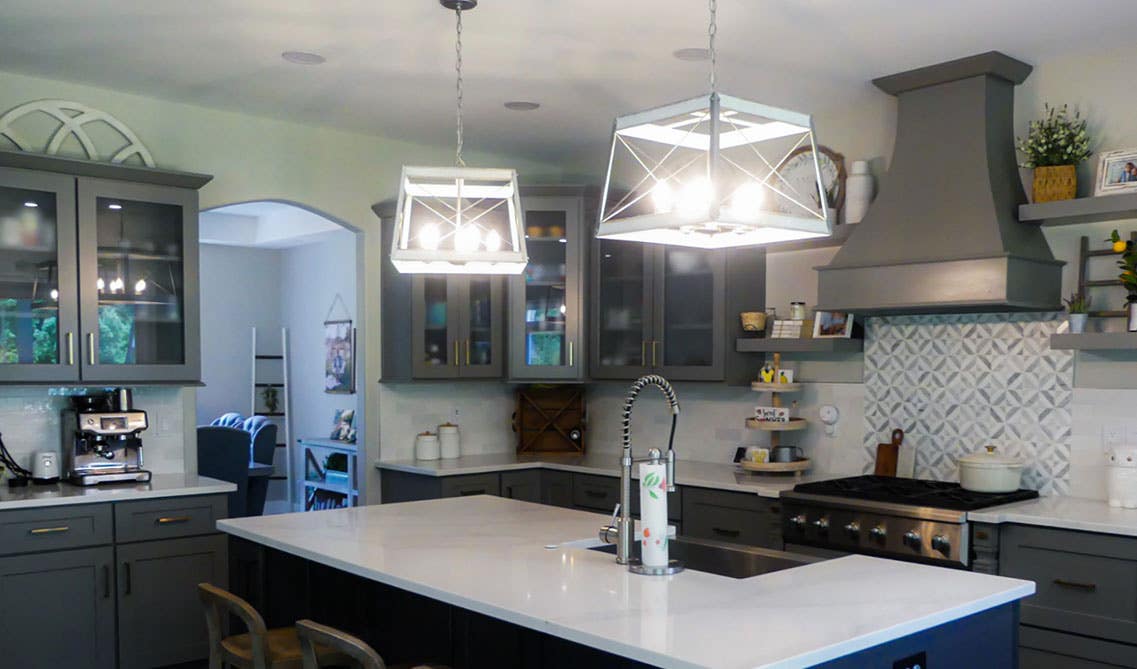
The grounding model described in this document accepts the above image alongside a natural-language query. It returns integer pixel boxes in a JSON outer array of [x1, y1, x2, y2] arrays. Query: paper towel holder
[[627, 449, 686, 576]]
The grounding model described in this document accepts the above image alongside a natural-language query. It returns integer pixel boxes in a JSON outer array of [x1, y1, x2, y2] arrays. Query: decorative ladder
[[1078, 232, 1137, 318], [251, 327, 294, 512]]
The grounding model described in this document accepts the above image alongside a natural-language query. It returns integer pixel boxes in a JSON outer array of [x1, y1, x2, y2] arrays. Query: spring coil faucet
[[600, 375, 681, 571]]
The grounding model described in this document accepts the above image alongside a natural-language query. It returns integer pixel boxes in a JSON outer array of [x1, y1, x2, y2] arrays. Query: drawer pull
[[29, 526, 70, 535], [458, 489, 485, 497], [712, 527, 741, 538], [584, 490, 608, 499], [156, 516, 192, 525], [1053, 578, 1097, 592]]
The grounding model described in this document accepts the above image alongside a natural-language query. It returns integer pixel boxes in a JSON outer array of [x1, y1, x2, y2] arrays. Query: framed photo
[[813, 311, 854, 338], [1095, 148, 1137, 196], [324, 320, 355, 394], [330, 409, 355, 442]]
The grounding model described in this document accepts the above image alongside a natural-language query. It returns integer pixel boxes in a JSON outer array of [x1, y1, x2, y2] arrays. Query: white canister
[[438, 423, 461, 459], [957, 446, 1024, 493], [1108, 448, 1137, 509], [845, 160, 875, 224], [414, 432, 440, 461]]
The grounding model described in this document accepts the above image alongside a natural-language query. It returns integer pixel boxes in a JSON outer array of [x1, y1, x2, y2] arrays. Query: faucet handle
[[608, 503, 621, 527], [598, 503, 622, 545]]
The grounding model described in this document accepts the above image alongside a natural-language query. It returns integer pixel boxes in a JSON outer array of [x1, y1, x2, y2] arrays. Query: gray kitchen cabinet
[[0, 152, 210, 385], [439, 472, 502, 498], [682, 487, 782, 549], [1019, 626, 1137, 668], [540, 470, 574, 508], [508, 188, 587, 381], [381, 470, 507, 502], [410, 275, 504, 379], [115, 534, 228, 669], [572, 472, 681, 521], [501, 469, 542, 503], [0, 546, 116, 669]]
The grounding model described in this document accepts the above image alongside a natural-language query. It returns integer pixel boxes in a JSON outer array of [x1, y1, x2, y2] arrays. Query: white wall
[[281, 230, 358, 504], [196, 244, 283, 425]]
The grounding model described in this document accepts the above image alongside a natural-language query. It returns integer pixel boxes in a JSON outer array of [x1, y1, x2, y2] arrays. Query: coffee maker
[[62, 388, 151, 485]]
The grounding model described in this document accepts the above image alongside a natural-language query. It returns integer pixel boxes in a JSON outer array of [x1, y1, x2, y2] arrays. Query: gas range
[[780, 476, 1038, 569]]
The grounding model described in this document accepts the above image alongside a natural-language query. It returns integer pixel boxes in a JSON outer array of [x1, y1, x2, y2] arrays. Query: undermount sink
[[588, 535, 821, 579]]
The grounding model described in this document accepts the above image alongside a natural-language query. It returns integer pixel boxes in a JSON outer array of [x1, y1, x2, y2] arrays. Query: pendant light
[[597, 0, 832, 249], [390, 0, 528, 274]]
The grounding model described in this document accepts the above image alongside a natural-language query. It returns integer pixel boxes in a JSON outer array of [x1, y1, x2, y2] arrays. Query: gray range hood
[[816, 52, 1064, 314]]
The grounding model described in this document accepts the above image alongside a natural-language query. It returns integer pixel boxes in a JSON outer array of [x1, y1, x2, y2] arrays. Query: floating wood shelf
[[746, 417, 808, 431], [736, 338, 864, 353], [750, 381, 803, 392], [1050, 332, 1137, 350], [1019, 193, 1137, 227]]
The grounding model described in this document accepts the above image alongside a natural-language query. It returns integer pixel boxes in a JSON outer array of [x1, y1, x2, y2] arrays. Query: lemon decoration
[[1114, 240, 1128, 254]]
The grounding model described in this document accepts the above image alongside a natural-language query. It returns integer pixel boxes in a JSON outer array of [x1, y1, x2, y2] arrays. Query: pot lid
[[959, 445, 1024, 468]]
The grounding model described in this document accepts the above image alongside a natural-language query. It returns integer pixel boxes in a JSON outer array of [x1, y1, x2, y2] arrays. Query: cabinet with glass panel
[[507, 189, 586, 380], [0, 154, 209, 384], [410, 275, 504, 379]]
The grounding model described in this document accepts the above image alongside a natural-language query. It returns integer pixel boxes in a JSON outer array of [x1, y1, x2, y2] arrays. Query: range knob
[[812, 517, 830, 533], [931, 535, 951, 555], [843, 522, 861, 540], [790, 515, 807, 531], [869, 525, 886, 542], [903, 530, 922, 550]]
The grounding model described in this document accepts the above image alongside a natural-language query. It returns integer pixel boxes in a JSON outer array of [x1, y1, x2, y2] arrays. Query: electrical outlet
[[452, 407, 461, 420], [1104, 424, 1125, 450]]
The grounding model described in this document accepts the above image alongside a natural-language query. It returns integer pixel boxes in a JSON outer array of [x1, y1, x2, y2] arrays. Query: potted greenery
[[1017, 104, 1092, 203], [262, 386, 280, 414], [1109, 230, 1137, 331], [1063, 292, 1090, 334]]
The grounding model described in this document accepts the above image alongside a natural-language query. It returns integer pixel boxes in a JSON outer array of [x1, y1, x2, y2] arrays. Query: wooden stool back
[[296, 619, 385, 669], [197, 582, 270, 668]]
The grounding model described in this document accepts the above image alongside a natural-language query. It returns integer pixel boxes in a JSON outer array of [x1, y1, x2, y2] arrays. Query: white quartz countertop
[[969, 495, 1137, 537], [218, 496, 1033, 669], [0, 473, 236, 511], [376, 453, 839, 498]]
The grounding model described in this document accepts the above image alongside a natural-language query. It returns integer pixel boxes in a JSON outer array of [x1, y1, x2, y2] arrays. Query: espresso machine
[[62, 389, 151, 485]]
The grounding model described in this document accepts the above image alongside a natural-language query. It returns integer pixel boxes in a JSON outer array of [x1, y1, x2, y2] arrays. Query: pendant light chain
[[708, 0, 717, 93], [454, 6, 466, 167]]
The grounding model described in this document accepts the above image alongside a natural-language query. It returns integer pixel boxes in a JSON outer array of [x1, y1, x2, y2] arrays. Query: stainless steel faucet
[[599, 374, 681, 573]]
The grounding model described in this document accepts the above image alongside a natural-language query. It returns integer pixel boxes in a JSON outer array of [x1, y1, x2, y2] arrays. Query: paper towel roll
[[639, 462, 669, 568]]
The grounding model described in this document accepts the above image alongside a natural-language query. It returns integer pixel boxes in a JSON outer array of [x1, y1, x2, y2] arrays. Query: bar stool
[[296, 619, 450, 669], [197, 583, 352, 669]]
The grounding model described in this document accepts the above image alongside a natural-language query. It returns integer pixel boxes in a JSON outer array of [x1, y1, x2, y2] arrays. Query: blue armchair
[[210, 412, 245, 429], [197, 426, 251, 518], [242, 416, 278, 516]]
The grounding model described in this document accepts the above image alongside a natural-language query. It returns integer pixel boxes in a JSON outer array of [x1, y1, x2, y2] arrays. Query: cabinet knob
[[790, 514, 807, 530], [931, 534, 951, 555], [903, 530, 922, 550], [843, 522, 860, 540], [869, 525, 887, 541]]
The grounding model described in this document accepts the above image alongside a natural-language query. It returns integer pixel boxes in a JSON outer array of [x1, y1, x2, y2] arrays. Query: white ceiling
[[3, 0, 1136, 171], [200, 201, 347, 248]]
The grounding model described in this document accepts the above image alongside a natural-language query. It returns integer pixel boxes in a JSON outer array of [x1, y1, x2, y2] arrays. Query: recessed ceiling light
[[673, 47, 710, 62], [107, 203, 122, 210], [504, 101, 540, 111], [282, 50, 326, 65], [23, 201, 37, 208]]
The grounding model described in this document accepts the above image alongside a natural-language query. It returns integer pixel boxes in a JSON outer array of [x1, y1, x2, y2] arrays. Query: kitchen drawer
[[0, 503, 113, 556], [540, 470, 574, 509], [114, 495, 228, 543], [1019, 625, 1137, 668], [439, 473, 501, 498], [500, 470, 541, 503], [572, 473, 619, 512], [1000, 524, 1137, 644], [682, 487, 781, 549]]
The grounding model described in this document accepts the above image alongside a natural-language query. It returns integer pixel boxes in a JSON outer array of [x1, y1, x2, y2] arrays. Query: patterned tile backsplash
[[862, 313, 1074, 495]]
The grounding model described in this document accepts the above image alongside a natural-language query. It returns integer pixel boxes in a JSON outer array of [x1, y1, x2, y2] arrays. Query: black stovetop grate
[[792, 475, 1039, 511]]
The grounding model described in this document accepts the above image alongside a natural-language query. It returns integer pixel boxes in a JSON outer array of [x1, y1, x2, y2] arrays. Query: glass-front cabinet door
[[509, 196, 584, 380], [0, 168, 79, 382], [654, 246, 724, 380], [411, 276, 460, 378], [590, 238, 654, 379], [77, 178, 200, 382], [460, 276, 503, 378]]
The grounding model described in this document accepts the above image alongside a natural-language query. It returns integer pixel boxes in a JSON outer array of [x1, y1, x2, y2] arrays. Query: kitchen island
[[218, 495, 1033, 669]]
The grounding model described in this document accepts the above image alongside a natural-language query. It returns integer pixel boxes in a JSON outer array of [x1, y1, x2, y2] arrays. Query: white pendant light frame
[[390, 0, 528, 274]]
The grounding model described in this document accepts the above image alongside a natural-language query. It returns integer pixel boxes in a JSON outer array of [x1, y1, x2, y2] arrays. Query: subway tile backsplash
[[0, 386, 186, 476]]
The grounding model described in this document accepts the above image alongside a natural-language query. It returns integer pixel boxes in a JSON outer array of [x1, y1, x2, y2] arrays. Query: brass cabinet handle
[[652, 340, 660, 368], [568, 341, 574, 367], [1053, 578, 1097, 592], [641, 341, 648, 367], [712, 527, 741, 538], [454, 341, 460, 366], [156, 516, 191, 525], [29, 526, 71, 535], [66, 332, 74, 366], [466, 340, 471, 366], [87, 332, 95, 365]]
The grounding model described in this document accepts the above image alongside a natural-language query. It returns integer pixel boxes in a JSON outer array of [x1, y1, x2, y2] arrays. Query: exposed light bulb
[[109, 277, 124, 293], [729, 182, 766, 220], [134, 279, 147, 294], [678, 178, 713, 217], [559, 304, 566, 315], [418, 223, 441, 251], [96, 277, 106, 291], [455, 225, 481, 253], [50, 289, 59, 301], [484, 229, 502, 252], [651, 181, 674, 213]]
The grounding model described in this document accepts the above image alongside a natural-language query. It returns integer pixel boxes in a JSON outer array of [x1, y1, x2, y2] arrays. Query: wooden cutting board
[[874, 429, 904, 477]]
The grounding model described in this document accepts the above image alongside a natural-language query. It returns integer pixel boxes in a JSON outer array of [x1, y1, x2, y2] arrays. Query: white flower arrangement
[[1016, 103, 1092, 168]]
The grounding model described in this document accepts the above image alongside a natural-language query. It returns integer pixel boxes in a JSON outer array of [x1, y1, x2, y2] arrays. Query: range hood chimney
[[817, 52, 1064, 314]]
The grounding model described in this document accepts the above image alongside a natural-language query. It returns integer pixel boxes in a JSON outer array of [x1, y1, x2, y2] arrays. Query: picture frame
[[330, 409, 355, 442], [1094, 148, 1137, 196], [754, 406, 790, 422], [324, 320, 355, 394], [813, 311, 854, 338]]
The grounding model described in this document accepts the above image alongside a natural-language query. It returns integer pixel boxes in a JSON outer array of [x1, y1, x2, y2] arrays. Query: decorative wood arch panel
[[0, 99, 155, 167]]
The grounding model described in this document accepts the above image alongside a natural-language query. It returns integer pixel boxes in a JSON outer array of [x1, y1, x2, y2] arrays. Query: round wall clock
[[774, 146, 846, 219]]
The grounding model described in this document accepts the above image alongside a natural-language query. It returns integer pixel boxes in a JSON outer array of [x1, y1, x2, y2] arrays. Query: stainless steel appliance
[[781, 476, 1038, 569], [62, 391, 151, 485]]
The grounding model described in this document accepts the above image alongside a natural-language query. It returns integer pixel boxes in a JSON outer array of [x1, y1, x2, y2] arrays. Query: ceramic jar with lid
[[1108, 448, 1137, 509], [957, 445, 1024, 493], [438, 423, 461, 459], [415, 432, 440, 460]]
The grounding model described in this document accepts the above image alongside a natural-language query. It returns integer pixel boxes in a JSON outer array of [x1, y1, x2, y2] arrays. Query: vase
[[1032, 165, 1077, 202], [845, 160, 874, 224], [1067, 313, 1088, 334], [1128, 299, 1137, 333]]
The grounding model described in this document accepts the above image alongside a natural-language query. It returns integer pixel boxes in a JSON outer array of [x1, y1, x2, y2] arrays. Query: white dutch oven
[[958, 445, 1024, 493]]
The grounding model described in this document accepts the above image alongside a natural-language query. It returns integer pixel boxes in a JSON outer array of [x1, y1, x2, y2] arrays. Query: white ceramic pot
[[415, 432, 440, 461], [844, 160, 875, 224], [958, 445, 1024, 493], [1108, 448, 1137, 509], [438, 423, 461, 459], [1067, 313, 1088, 334]]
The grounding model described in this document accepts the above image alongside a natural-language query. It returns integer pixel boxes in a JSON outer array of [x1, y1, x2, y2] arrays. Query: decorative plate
[[774, 145, 845, 219]]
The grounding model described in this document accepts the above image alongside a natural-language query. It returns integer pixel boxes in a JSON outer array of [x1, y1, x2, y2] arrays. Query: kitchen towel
[[639, 462, 669, 567]]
